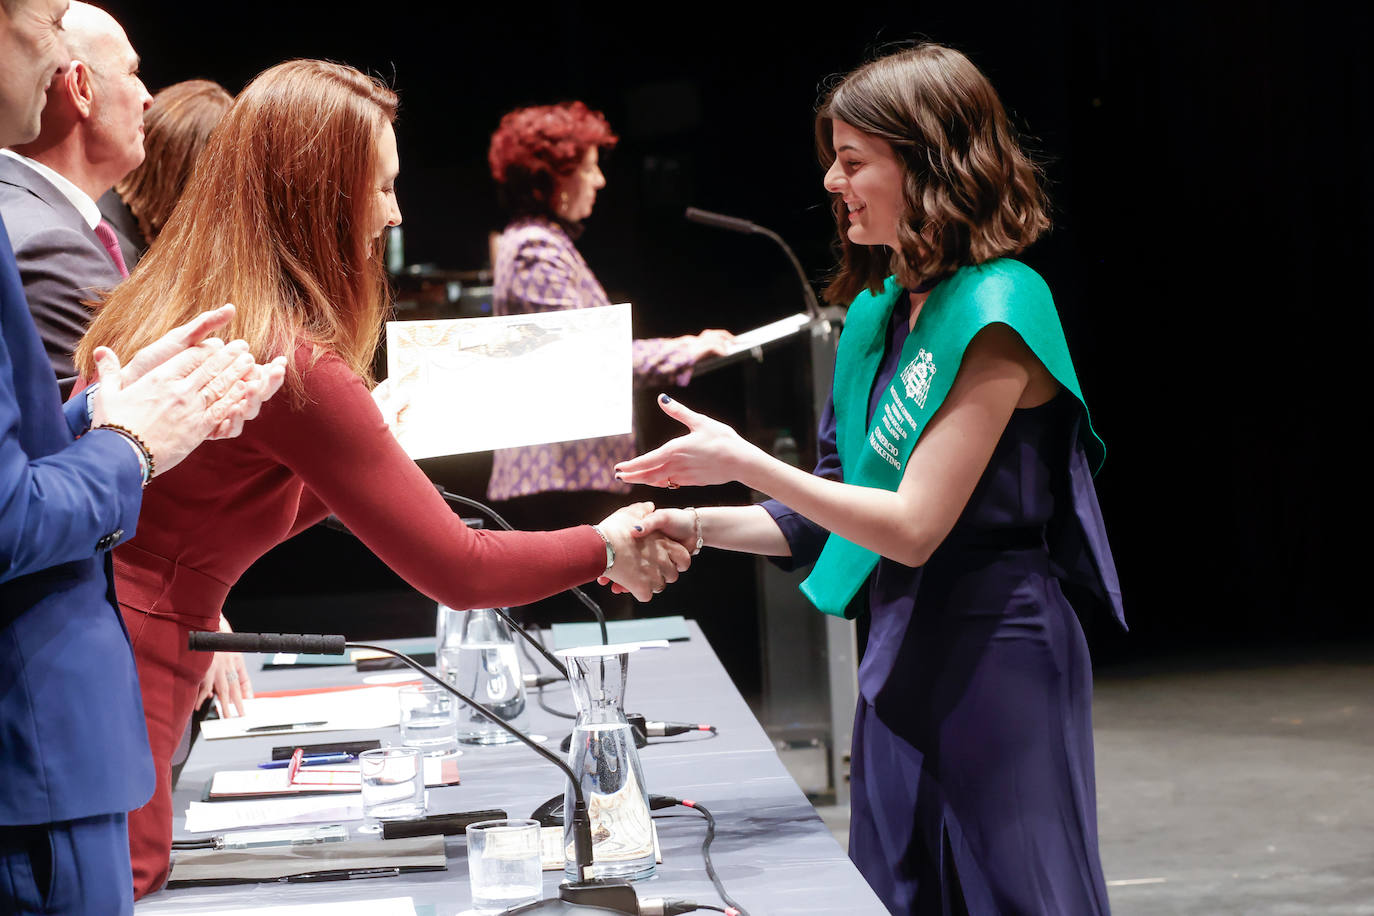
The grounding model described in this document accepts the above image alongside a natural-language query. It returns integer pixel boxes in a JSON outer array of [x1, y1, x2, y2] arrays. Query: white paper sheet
[[184, 795, 364, 834], [722, 312, 812, 354], [199, 686, 402, 740], [209, 756, 456, 796], [150, 896, 417, 915], [384, 303, 633, 459]]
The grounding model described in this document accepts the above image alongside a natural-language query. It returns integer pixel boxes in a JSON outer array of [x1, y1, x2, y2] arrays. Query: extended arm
[[255, 352, 686, 606], [619, 324, 1043, 567], [504, 231, 733, 388], [631, 330, 735, 389]]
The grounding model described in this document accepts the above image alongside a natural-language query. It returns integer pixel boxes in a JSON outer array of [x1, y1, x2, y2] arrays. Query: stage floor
[[811, 644, 1374, 914]]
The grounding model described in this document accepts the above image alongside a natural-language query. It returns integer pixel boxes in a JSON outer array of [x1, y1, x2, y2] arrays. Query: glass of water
[[358, 747, 425, 833], [398, 683, 459, 757], [466, 818, 543, 912], [447, 608, 528, 744]]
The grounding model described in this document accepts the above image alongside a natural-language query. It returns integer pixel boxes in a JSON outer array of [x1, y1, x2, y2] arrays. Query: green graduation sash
[[800, 259, 1104, 618]]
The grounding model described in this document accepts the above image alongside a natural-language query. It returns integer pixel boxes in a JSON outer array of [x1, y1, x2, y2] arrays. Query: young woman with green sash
[[615, 44, 1125, 915]]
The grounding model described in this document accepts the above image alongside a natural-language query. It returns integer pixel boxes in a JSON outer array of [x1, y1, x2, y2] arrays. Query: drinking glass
[[448, 608, 528, 744], [466, 818, 543, 911], [399, 683, 458, 757], [358, 746, 424, 833]]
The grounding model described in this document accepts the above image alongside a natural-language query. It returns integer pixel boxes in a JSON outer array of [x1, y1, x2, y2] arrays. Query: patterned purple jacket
[[486, 217, 697, 500]]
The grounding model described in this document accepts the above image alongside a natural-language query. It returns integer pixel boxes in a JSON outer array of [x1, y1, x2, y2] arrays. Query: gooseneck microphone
[[185, 632, 346, 655], [434, 486, 609, 647], [314, 484, 612, 680], [188, 631, 643, 914], [684, 207, 824, 323]]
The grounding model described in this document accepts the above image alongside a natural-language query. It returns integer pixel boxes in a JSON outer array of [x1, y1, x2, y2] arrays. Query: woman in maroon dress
[[617, 45, 1125, 914], [75, 60, 689, 900]]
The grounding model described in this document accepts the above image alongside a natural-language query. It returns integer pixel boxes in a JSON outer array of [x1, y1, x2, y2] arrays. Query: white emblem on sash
[[901, 349, 936, 409]]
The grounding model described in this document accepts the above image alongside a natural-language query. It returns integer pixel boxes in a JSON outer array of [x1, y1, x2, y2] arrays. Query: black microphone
[[684, 207, 824, 322], [683, 207, 758, 236], [434, 486, 609, 647], [310, 486, 610, 680], [188, 633, 641, 914], [187, 632, 346, 655]]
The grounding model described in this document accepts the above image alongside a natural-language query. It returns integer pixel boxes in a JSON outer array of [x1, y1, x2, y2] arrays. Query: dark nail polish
[[633, 525, 643, 532], [659, 394, 672, 404]]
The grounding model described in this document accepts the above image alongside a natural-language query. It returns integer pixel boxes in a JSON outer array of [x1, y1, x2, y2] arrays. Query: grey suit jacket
[[0, 156, 121, 398]]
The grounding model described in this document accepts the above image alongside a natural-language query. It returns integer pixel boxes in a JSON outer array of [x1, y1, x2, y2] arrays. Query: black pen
[[283, 866, 401, 883], [246, 721, 327, 733]]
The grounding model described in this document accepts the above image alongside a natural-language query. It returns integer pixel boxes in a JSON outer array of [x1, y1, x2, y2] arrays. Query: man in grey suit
[[0, 0, 150, 397]]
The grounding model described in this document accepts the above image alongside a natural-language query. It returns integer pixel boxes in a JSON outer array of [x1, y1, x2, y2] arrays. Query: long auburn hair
[[78, 60, 398, 402], [114, 79, 232, 243], [817, 44, 1050, 304]]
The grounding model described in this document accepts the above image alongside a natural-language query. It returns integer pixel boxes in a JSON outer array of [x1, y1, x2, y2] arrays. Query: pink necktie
[[93, 219, 130, 278]]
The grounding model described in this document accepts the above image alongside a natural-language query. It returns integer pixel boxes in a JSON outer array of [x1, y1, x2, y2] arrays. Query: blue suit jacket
[[0, 212, 154, 825]]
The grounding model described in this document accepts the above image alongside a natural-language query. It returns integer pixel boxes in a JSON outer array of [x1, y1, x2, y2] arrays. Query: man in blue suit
[[0, 3, 286, 910]]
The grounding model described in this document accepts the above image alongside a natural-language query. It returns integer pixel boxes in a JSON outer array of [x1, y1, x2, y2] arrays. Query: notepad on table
[[207, 756, 459, 800], [199, 686, 403, 740]]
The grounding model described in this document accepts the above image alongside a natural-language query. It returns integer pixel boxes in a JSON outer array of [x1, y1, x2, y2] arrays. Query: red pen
[[286, 747, 304, 784]]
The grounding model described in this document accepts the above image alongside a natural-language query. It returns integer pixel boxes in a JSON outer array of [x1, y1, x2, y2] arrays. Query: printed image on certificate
[[384, 303, 632, 460]]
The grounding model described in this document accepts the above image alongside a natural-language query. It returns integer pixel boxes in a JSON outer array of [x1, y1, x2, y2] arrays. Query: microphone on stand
[[188, 631, 642, 915], [684, 207, 824, 323], [434, 486, 609, 647], [315, 484, 613, 680]]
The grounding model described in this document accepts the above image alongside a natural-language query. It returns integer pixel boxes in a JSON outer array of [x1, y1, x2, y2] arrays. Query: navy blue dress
[[764, 298, 1124, 915]]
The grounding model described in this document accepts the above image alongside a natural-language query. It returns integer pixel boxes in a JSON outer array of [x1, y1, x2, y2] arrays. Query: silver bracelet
[[590, 524, 615, 575], [684, 507, 704, 556]]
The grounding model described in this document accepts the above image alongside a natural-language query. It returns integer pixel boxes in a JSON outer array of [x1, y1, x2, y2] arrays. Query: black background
[[96, 0, 1374, 687]]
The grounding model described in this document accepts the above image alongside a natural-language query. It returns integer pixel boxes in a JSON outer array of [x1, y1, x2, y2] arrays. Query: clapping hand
[[91, 304, 288, 475], [595, 502, 692, 601], [614, 394, 762, 489]]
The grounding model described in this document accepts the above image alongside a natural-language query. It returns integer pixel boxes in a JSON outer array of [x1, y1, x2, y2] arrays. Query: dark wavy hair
[[817, 44, 1050, 304], [487, 101, 617, 221]]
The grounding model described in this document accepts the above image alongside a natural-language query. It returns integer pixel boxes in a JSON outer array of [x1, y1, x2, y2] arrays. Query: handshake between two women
[[593, 501, 692, 602], [595, 394, 774, 602]]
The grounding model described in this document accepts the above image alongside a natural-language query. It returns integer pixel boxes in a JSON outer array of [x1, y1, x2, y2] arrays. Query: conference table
[[135, 622, 888, 914]]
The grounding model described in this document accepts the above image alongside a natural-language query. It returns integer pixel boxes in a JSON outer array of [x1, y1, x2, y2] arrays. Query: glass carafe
[[436, 605, 463, 679], [445, 607, 528, 744], [560, 644, 654, 881]]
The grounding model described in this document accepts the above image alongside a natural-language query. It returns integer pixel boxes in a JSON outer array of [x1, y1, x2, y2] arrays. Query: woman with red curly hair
[[617, 45, 1124, 914], [485, 102, 732, 617]]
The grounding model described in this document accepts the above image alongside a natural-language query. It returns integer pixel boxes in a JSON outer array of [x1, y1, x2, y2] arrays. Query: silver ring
[[226, 670, 239, 682]]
